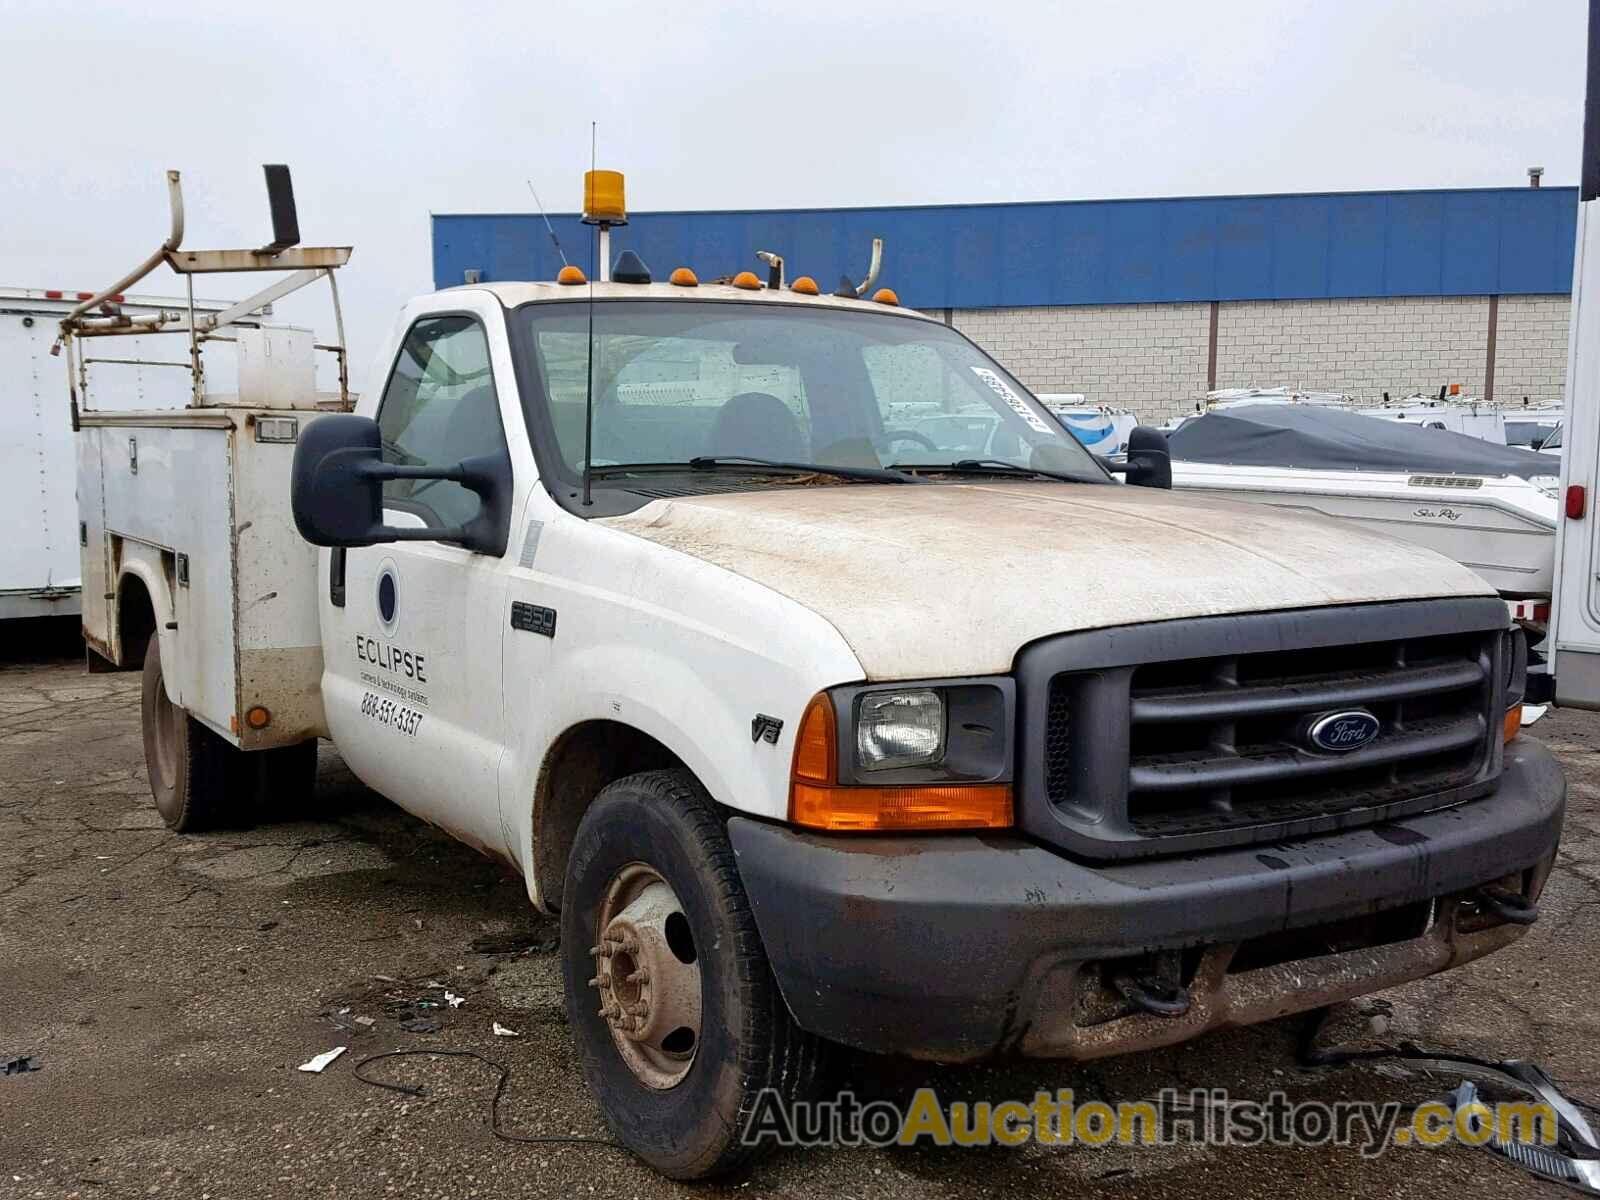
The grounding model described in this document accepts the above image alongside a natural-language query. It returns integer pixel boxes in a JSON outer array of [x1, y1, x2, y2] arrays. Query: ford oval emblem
[[1305, 710, 1381, 753]]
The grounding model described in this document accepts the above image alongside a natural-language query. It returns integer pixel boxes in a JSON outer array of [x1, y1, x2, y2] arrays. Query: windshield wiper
[[685, 456, 926, 484], [893, 458, 1102, 484]]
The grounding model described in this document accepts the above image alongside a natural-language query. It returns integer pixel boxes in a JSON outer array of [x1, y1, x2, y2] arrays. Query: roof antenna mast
[[581, 121, 597, 507], [524, 179, 568, 268]]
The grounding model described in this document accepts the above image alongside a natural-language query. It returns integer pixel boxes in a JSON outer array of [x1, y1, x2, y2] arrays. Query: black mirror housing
[[291, 414, 386, 545], [1108, 426, 1173, 490], [291, 414, 512, 555]]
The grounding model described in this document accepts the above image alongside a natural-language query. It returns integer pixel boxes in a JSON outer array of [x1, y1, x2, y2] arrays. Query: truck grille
[[1017, 599, 1511, 860], [1118, 631, 1490, 835]]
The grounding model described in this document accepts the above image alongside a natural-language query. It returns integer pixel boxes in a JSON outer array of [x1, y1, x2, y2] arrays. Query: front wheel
[[560, 769, 829, 1179]]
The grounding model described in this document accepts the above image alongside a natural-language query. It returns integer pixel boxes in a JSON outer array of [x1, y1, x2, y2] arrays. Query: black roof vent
[[612, 250, 651, 284]]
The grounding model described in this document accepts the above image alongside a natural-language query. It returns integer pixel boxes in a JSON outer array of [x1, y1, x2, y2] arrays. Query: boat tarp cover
[[1167, 403, 1554, 480]]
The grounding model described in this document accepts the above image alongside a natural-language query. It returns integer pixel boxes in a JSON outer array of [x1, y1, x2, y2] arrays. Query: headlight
[[788, 679, 1015, 832], [856, 689, 944, 770]]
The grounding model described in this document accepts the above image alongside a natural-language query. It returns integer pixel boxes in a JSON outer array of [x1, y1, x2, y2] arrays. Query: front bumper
[[729, 738, 1565, 1063]]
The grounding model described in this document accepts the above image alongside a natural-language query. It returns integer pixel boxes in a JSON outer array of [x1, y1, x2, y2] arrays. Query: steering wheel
[[877, 429, 940, 454]]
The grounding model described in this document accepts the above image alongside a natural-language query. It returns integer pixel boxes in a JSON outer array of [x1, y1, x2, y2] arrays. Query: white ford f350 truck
[[66, 168, 1563, 1179]]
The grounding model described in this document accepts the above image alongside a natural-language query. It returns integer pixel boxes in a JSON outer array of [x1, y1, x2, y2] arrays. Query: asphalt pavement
[[2, 627, 1596, 1198]]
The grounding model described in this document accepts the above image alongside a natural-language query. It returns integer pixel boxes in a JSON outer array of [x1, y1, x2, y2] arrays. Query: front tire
[[560, 769, 827, 1179], [140, 637, 253, 832]]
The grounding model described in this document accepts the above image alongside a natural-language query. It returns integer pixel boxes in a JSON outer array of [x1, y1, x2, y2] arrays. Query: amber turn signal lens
[[791, 783, 1013, 832], [1504, 706, 1522, 743], [791, 276, 820, 295], [792, 694, 836, 783], [557, 265, 587, 285]]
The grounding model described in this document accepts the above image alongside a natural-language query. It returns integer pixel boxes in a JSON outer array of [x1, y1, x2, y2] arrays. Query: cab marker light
[[732, 271, 762, 291], [787, 693, 1012, 832], [669, 267, 699, 287], [791, 276, 820, 295], [871, 287, 900, 306], [246, 706, 272, 730], [557, 265, 587, 286]]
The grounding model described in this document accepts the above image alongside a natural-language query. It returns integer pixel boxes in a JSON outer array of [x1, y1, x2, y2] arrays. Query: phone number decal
[[360, 691, 425, 737]]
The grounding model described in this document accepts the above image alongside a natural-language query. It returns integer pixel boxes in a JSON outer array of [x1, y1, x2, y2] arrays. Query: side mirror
[[1106, 426, 1172, 490], [291, 413, 510, 555]]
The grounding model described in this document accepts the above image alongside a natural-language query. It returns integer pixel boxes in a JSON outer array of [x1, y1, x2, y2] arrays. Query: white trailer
[[1548, 0, 1600, 708], [0, 287, 245, 621]]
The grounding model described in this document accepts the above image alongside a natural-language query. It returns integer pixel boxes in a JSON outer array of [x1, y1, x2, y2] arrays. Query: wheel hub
[[588, 865, 702, 1089]]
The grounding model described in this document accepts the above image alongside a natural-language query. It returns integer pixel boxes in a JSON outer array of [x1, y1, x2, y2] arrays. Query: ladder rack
[[56, 165, 354, 426]]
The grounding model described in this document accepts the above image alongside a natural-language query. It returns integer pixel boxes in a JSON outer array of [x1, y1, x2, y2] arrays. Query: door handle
[[330, 547, 346, 608]]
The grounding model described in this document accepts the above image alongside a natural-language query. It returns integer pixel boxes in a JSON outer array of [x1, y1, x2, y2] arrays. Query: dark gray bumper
[[729, 738, 1565, 1062]]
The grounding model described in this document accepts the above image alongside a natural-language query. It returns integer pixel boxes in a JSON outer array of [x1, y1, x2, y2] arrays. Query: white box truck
[[69, 167, 1562, 1179], [0, 286, 252, 621]]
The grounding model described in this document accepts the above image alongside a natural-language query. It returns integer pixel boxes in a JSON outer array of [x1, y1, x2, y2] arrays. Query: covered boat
[[1166, 403, 1559, 597]]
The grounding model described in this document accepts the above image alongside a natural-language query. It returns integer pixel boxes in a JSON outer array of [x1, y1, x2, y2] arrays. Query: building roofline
[[433, 183, 1577, 223]]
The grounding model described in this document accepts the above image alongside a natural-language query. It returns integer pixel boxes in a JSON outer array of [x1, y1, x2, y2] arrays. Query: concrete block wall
[[1213, 297, 1488, 408], [947, 303, 1210, 420], [1495, 294, 1572, 408], [935, 293, 1570, 425]]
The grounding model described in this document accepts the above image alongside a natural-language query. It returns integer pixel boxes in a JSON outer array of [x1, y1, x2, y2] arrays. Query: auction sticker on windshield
[[971, 367, 1053, 434]]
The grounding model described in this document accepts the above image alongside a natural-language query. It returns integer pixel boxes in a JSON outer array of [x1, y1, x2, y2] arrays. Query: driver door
[[322, 310, 515, 855]]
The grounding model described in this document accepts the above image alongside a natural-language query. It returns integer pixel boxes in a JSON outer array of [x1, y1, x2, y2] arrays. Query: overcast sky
[[1, 0, 1587, 389]]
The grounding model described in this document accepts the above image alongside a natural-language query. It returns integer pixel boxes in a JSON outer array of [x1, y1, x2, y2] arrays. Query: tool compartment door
[[97, 416, 239, 739]]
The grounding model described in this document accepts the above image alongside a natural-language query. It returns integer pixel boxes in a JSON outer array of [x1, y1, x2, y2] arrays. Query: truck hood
[[600, 481, 1494, 680]]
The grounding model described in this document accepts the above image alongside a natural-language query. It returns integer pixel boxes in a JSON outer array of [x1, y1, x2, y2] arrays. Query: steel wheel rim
[[588, 862, 703, 1090]]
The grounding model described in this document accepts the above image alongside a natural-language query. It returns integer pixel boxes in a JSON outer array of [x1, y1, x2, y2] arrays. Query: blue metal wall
[[431, 187, 1577, 308]]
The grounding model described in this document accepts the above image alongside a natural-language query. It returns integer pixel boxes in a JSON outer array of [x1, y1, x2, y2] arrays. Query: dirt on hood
[[600, 480, 1494, 680]]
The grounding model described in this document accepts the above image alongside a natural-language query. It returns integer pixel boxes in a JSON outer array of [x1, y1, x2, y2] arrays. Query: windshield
[[1505, 419, 1561, 448], [510, 300, 1105, 494]]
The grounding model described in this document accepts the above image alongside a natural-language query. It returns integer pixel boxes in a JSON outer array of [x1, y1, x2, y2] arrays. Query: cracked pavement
[[1, 628, 1597, 1198]]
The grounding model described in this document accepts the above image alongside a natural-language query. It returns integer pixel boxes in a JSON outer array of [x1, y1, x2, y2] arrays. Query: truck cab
[[74, 169, 1564, 1180]]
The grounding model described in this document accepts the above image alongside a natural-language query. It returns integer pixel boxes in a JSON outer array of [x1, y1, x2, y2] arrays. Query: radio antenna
[[524, 179, 568, 268], [581, 122, 597, 507]]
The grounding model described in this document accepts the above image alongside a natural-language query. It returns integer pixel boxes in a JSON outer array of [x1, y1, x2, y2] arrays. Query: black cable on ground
[[352, 1049, 626, 1152], [1295, 1005, 1600, 1123]]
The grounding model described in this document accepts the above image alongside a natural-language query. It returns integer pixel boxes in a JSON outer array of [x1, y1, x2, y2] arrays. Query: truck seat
[[708, 392, 806, 462]]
